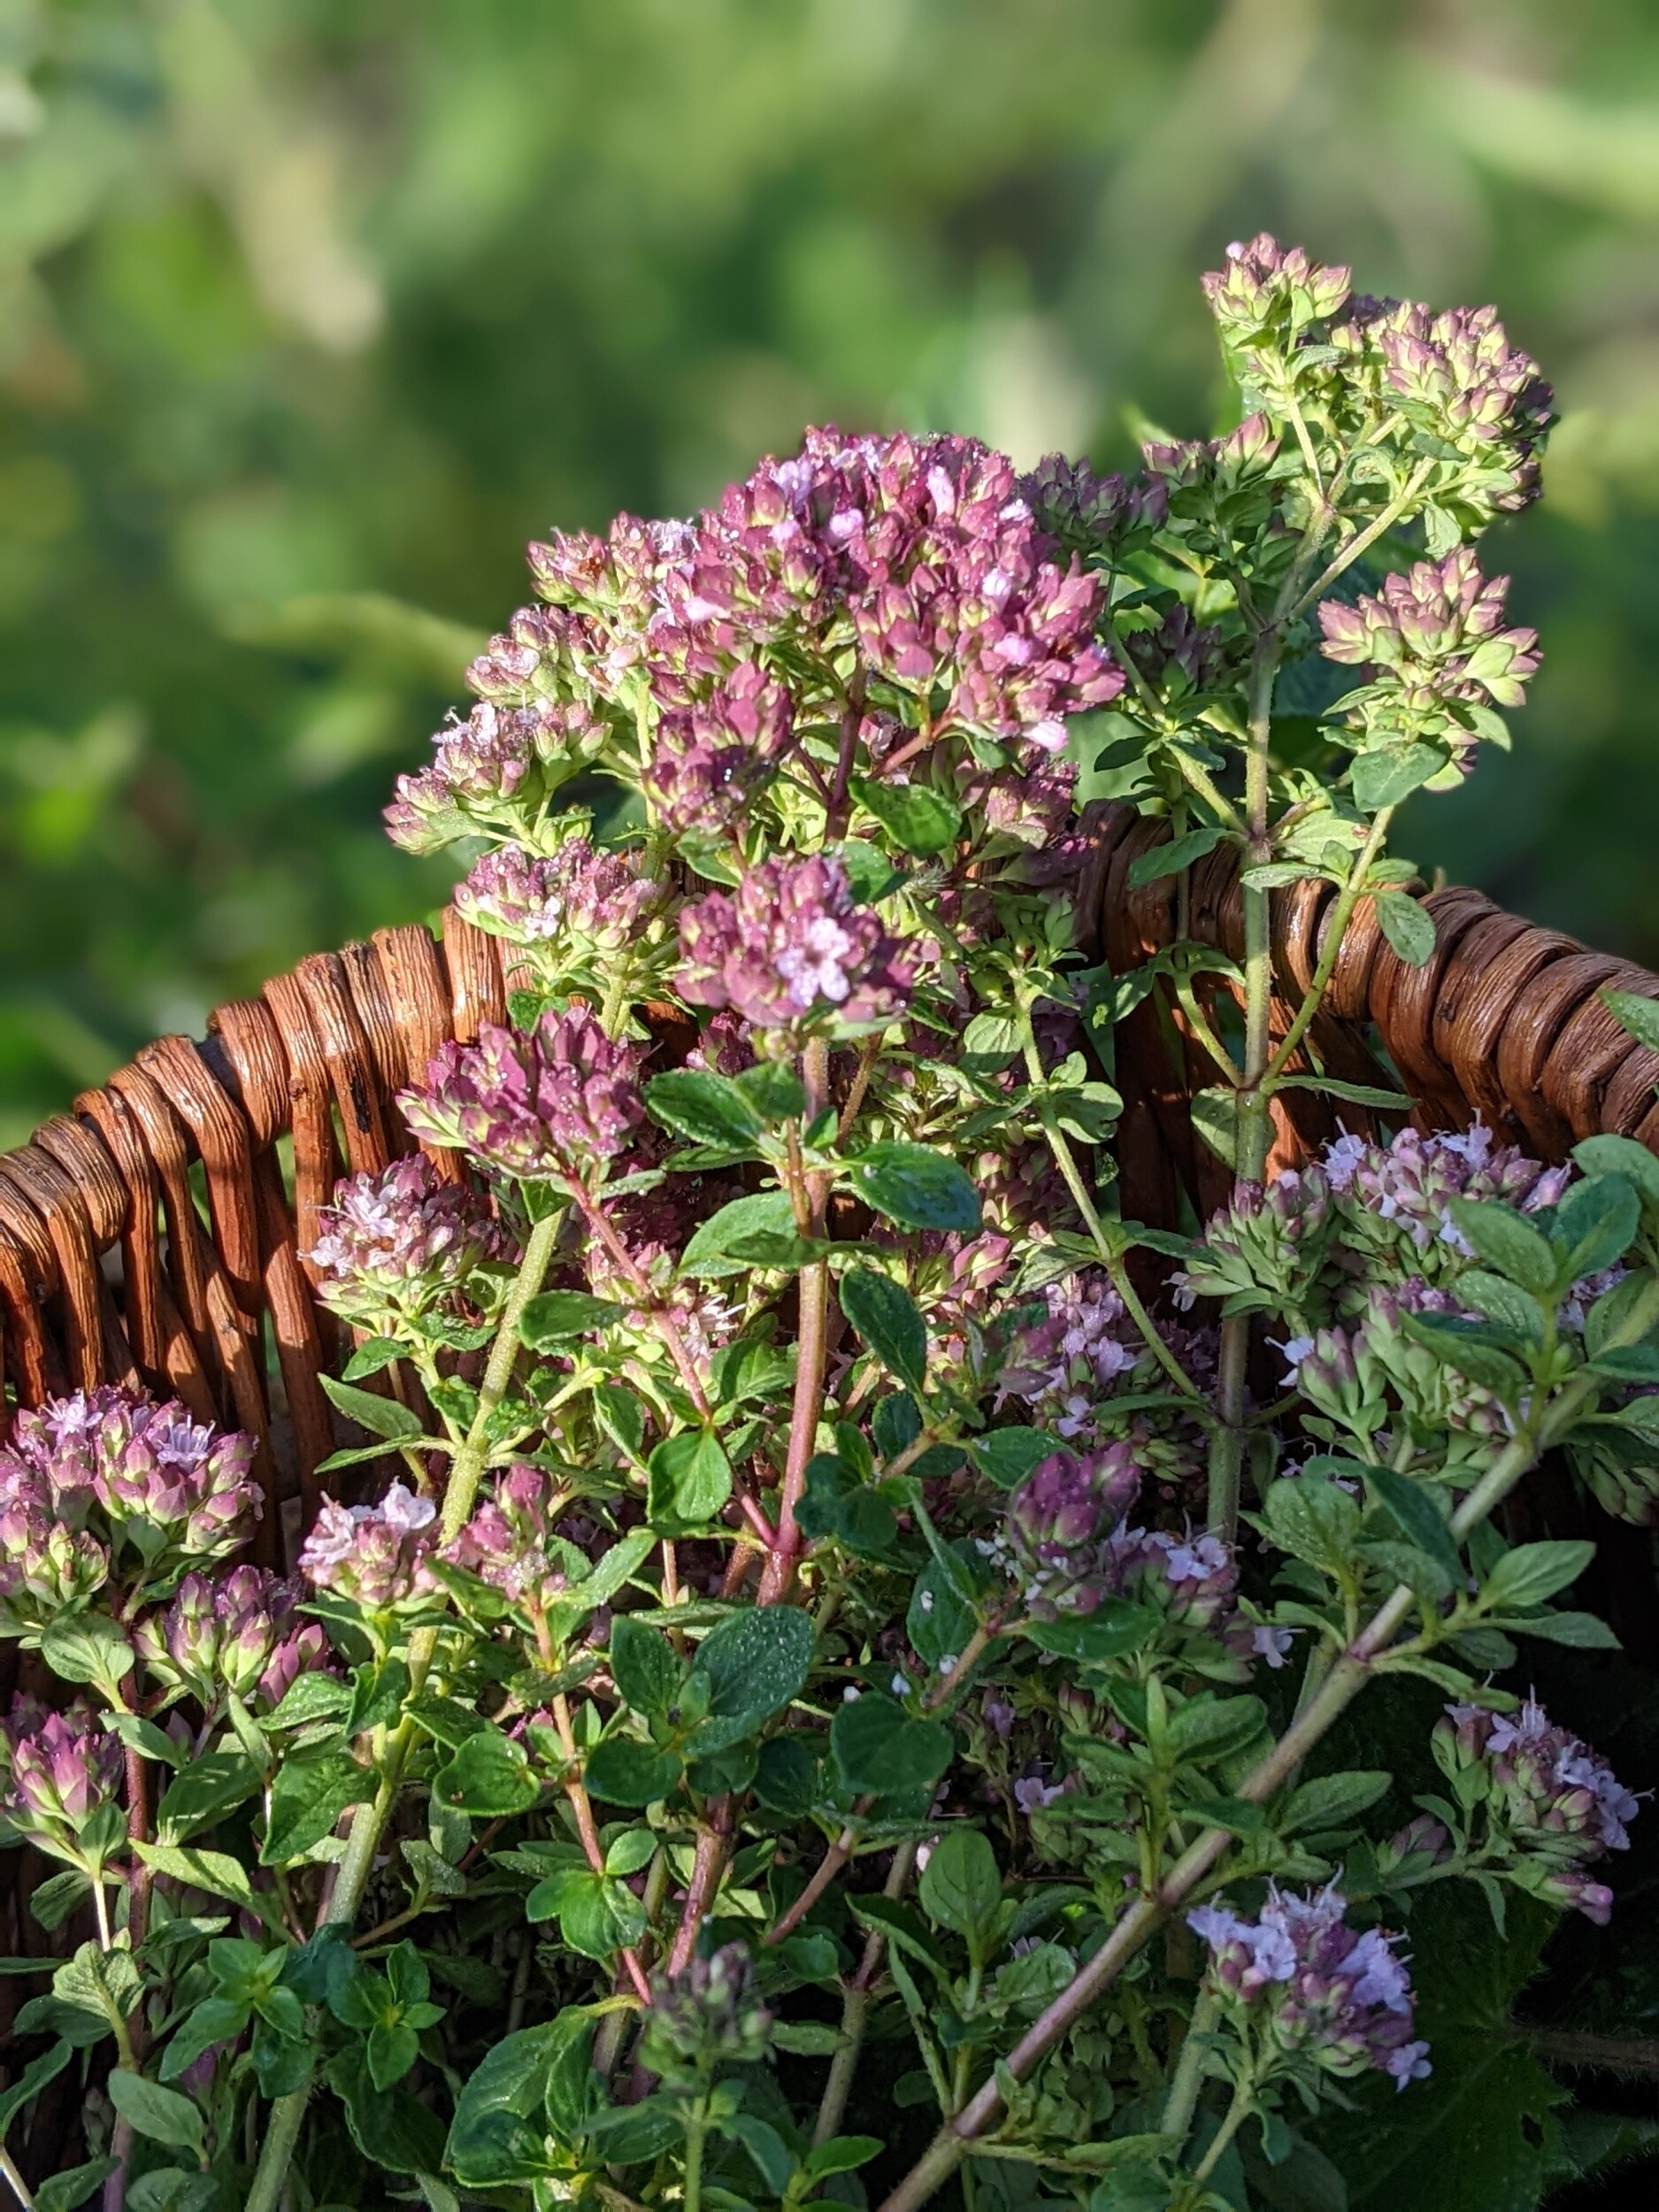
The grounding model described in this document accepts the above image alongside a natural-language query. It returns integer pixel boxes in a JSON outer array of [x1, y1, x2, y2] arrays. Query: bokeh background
[[4, 0, 1659, 1147]]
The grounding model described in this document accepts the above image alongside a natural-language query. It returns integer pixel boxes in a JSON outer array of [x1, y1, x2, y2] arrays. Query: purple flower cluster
[[1103, 1522, 1240, 1632], [1202, 234, 1354, 344], [457, 836, 667, 951], [384, 699, 609, 854], [1188, 1884, 1430, 2091], [992, 1444, 1142, 1618], [401, 1007, 647, 1180], [1436, 1698, 1640, 1924], [445, 1464, 571, 1617], [1321, 1119, 1570, 1277], [1171, 1168, 1334, 1317], [1336, 296, 1553, 512], [135, 1567, 329, 1716], [1281, 1278, 1510, 1457], [642, 660, 795, 834], [298, 1481, 438, 1609], [0, 1694, 123, 1845], [677, 855, 915, 1038], [310, 1156, 508, 1325], [995, 1271, 1143, 1440], [0, 1387, 260, 1604], [1319, 550, 1541, 733]]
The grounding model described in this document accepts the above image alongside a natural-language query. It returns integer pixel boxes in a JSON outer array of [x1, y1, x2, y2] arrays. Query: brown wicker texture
[[4, 818, 1659, 1533]]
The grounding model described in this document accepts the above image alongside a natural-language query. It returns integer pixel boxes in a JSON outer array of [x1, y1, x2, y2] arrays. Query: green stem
[[682, 2108, 708, 2212], [244, 1206, 562, 2212], [1159, 1988, 1219, 2147], [1285, 462, 1435, 623], [1186, 2085, 1251, 2193], [875, 1280, 1659, 2212], [814, 1839, 918, 2147], [0, 2149, 35, 2212], [1262, 808, 1394, 1084], [1018, 1022, 1200, 1400]]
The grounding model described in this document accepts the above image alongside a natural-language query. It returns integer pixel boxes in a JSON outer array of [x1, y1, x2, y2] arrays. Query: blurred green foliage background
[[4, 0, 1659, 1146]]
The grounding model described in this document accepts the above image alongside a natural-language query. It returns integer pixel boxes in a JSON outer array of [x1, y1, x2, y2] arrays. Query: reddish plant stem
[[827, 661, 867, 838], [550, 1694, 651, 2004], [757, 1035, 833, 1606], [762, 1797, 875, 1947], [666, 1802, 734, 1978]]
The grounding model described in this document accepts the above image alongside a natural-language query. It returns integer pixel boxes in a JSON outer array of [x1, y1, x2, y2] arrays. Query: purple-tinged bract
[[400, 1007, 647, 1179]]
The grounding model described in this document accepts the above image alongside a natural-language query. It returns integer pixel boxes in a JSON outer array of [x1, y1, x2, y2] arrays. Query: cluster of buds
[[383, 699, 611, 854], [135, 1568, 329, 1716], [0, 1387, 260, 1600], [0, 1695, 124, 1855], [445, 1464, 572, 1619], [1188, 1883, 1431, 2092], [640, 1945, 774, 2078], [1319, 551, 1540, 773], [1016, 454, 1166, 563], [309, 1156, 509, 1328], [642, 660, 794, 834], [298, 1483, 438, 1610], [995, 1271, 1143, 1441], [1103, 1522, 1240, 1632], [1284, 1279, 1509, 1467], [457, 835, 668, 955], [989, 1444, 1141, 1619], [1433, 1699, 1640, 1924], [1202, 234, 1354, 360], [1335, 296, 1554, 516], [676, 854, 916, 1041], [1171, 1168, 1334, 1319], [1320, 1121, 1570, 1288], [401, 1007, 647, 1180], [1120, 603, 1232, 704]]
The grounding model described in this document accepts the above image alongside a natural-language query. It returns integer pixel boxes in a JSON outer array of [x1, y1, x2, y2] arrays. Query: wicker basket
[[2, 806, 1659, 2160]]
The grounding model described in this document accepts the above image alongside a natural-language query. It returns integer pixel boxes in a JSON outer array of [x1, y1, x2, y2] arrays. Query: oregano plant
[[1, 235, 1654, 2212]]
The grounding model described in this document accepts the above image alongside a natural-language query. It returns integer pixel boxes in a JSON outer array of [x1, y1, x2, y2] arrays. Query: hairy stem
[[814, 1839, 918, 2147]]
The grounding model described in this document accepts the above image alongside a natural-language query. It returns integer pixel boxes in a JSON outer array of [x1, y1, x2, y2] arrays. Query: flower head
[[136, 1567, 329, 1715], [400, 1007, 647, 1179], [1189, 1884, 1430, 2091], [310, 1156, 507, 1325], [1436, 1697, 1640, 1918], [0, 1695, 123, 1846], [676, 855, 915, 1037], [643, 660, 794, 835], [445, 1464, 572, 1615], [993, 1444, 1142, 1619], [995, 1271, 1142, 1440], [1202, 234, 1354, 343], [0, 1387, 260, 1579], [384, 699, 609, 852], [298, 1483, 438, 1609], [641, 1945, 773, 2072]]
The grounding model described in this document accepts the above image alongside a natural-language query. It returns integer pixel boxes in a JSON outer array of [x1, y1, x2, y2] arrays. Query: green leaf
[[319, 1372, 425, 1440], [1572, 1132, 1659, 1215], [35, 2160, 122, 2212], [342, 1335, 404, 1380], [680, 1189, 804, 1277], [1554, 1172, 1640, 1281], [1024, 1601, 1160, 1663], [608, 1616, 681, 1717], [646, 1069, 765, 1148], [1263, 1475, 1363, 1576], [518, 1289, 626, 1348], [831, 838, 907, 904], [754, 1736, 822, 1817], [1279, 1770, 1392, 1836], [796, 1454, 899, 1558], [1352, 742, 1445, 812], [1480, 1539, 1594, 1613], [839, 1268, 928, 1393], [647, 1427, 733, 1533], [1190, 1084, 1240, 1166], [805, 2136, 885, 2180], [1453, 1270, 1544, 1339], [525, 1867, 646, 1960], [1274, 1074, 1413, 1110], [134, 1843, 257, 1913], [846, 1141, 981, 1232], [1601, 987, 1659, 1056], [40, 1614, 134, 1691], [831, 1692, 953, 1796], [107, 2072, 204, 2159], [583, 1740, 683, 1807], [1373, 891, 1436, 968], [722, 2112, 798, 2194], [1504, 1609, 1619, 1647], [850, 774, 964, 856], [447, 2018, 591, 2186], [687, 1604, 814, 1754], [262, 1752, 378, 1863], [1443, 1200, 1558, 1295], [156, 1754, 261, 1846], [734, 1062, 810, 1122], [907, 1550, 979, 1672], [1401, 1313, 1528, 1395], [1363, 1465, 1463, 1583], [103, 1710, 186, 1770], [918, 1826, 1002, 1952], [0, 2039, 71, 2138], [432, 1726, 541, 1819], [1125, 825, 1228, 887], [1586, 1343, 1659, 1384], [970, 1428, 1061, 1489]]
